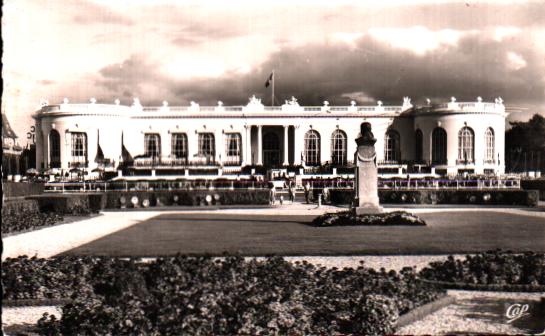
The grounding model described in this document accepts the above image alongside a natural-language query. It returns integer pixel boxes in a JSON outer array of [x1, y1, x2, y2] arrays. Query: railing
[[39, 104, 131, 114], [132, 156, 219, 168], [223, 158, 243, 166], [456, 159, 475, 165], [303, 177, 521, 190], [40, 103, 404, 115], [44, 178, 271, 193]]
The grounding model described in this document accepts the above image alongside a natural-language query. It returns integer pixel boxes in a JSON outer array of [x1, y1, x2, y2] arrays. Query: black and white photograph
[[2, 0, 545, 334]]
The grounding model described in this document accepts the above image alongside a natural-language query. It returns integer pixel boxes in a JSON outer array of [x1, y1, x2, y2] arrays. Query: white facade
[[33, 95, 507, 177]]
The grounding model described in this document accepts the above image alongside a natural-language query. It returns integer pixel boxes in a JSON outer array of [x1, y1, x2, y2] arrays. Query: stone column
[[242, 125, 250, 166], [216, 130, 223, 165], [257, 125, 263, 165], [293, 125, 302, 165], [283, 125, 289, 166]]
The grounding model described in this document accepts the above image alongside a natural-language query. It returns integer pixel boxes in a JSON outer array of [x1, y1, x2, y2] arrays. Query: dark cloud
[[94, 32, 544, 111]]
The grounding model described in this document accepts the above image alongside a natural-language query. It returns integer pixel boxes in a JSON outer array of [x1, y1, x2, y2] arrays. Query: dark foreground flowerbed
[[311, 210, 426, 227], [3, 255, 443, 335], [419, 250, 545, 291]]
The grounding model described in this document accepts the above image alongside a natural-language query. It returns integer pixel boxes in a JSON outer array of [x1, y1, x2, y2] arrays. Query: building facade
[[33, 95, 507, 178]]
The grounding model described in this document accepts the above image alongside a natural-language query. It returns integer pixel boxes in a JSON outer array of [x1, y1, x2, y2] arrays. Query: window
[[432, 127, 447, 164], [144, 133, 161, 158], [198, 133, 215, 157], [70, 132, 87, 165], [331, 130, 347, 165], [458, 126, 475, 163], [304, 130, 321, 166], [49, 130, 61, 168], [484, 127, 495, 163], [384, 129, 400, 162], [225, 133, 242, 157], [415, 129, 423, 163], [171, 133, 187, 159]]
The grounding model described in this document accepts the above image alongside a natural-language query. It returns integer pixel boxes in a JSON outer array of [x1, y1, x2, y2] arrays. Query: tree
[[506, 114, 545, 173]]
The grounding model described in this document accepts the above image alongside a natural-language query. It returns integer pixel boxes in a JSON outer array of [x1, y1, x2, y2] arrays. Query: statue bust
[[358, 122, 376, 143]]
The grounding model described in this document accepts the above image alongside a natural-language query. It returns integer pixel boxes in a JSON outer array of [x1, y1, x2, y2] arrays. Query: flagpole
[[272, 70, 275, 106]]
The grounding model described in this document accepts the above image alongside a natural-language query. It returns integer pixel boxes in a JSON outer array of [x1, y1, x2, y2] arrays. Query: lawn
[[64, 211, 545, 256]]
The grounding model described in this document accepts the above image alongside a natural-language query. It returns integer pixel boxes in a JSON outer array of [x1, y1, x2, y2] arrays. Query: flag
[[94, 129, 105, 163], [121, 132, 133, 163], [264, 72, 273, 88]]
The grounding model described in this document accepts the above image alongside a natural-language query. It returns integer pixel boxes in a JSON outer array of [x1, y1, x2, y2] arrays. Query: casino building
[[33, 95, 507, 179]]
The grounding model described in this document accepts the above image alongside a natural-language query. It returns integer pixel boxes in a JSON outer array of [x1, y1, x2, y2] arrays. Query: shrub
[[1, 200, 64, 235], [3, 256, 443, 335], [311, 211, 426, 227], [420, 250, 545, 287]]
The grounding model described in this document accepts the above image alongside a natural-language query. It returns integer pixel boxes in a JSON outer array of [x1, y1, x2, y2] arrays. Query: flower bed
[[419, 251, 545, 290], [3, 256, 443, 335], [1, 200, 64, 235], [311, 211, 426, 227]]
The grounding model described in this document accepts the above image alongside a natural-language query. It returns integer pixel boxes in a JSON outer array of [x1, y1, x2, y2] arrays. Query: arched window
[[225, 133, 242, 165], [198, 133, 215, 158], [458, 126, 475, 163], [70, 132, 88, 166], [415, 129, 423, 163], [384, 129, 400, 162], [144, 133, 161, 158], [49, 130, 61, 168], [432, 127, 447, 164], [171, 133, 187, 159], [304, 130, 321, 166], [331, 130, 347, 165], [484, 127, 495, 163]]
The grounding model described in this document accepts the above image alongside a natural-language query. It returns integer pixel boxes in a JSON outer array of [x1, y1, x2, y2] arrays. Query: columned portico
[[257, 125, 263, 165], [283, 125, 289, 166]]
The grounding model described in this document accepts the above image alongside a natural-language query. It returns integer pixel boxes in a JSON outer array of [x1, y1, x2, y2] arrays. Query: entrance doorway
[[263, 132, 280, 167]]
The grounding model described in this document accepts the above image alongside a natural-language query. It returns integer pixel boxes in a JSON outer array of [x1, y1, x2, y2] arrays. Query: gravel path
[[397, 290, 545, 335], [283, 255, 464, 271], [2, 306, 61, 328]]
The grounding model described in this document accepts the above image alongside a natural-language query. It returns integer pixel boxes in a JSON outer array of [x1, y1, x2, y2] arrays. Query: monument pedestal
[[354, 203, 383, 215], [353, 122, 383, 215]]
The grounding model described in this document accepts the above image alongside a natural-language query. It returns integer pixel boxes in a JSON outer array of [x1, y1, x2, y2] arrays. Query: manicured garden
[[4, 255, 443, 335], [64, 211, 545, 256], [3, 251, 545, 335]]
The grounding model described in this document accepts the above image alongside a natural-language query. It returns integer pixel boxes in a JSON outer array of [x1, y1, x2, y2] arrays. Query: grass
[[62, 210, 545, 256]]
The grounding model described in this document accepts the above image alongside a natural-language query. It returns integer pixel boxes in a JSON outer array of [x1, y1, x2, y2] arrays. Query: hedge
[[521, 179, 545, 201], [2, 256, 443, 335], [27, 194, 98, 215], [329, 189, 539, 206], [104, 189, 269, 208], [419, 251, 545, 288], [3, 181, 45, 199], [1, 200, 64, 235]]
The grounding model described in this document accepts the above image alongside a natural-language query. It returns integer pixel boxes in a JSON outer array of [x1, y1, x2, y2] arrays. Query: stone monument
[[353, 122, 382, 214]]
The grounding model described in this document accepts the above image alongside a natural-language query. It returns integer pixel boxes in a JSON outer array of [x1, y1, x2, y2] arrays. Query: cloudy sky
[[3, 0, 545, 141]]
